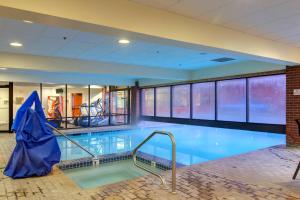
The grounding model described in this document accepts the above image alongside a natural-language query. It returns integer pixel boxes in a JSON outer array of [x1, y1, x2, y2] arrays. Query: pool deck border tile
[[58, 151, 184, 171]]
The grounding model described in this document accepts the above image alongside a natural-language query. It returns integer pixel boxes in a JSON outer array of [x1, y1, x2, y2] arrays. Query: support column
[[130, 81, 140, 125], [286, 65, 300, 146], [8, 82, 13, 133]]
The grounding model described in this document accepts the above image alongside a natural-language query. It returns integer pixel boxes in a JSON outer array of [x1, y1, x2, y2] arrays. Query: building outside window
[[172, 84, 190, 118], [217, 79, 246, 122], [248, 74, 286, 124], [192, 82, 215, 120], [141, 88, 154, 116], [156, 87, 171, 117]]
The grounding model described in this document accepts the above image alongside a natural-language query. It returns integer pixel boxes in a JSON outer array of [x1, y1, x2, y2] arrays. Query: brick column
[[286, 66, 300, 146]]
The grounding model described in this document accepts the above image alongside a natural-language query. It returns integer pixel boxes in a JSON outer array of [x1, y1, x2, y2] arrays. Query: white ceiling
[[131, 0, 300, 47], [0, 18, 249, 70]]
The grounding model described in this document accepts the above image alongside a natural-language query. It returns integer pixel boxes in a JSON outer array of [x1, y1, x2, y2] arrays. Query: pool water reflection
[[57, 122, 285, 165]]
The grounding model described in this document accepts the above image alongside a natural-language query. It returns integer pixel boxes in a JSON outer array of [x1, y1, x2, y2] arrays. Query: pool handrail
[[46, 123, 98, 165], [131, 130, 176, 193]]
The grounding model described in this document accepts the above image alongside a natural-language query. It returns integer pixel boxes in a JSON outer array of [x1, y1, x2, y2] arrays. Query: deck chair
[[293, 161, 300, 180]]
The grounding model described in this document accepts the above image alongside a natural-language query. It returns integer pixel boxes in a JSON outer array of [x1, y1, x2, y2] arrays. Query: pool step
[[63, 160, 154, 189]]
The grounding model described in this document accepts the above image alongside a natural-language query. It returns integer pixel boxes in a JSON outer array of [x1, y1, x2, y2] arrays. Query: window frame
[[139, 71, 286, 133]]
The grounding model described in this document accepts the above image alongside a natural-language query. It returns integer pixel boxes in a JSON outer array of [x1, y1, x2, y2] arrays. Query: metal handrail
[[131, 131, 176, 193], [46, 123, 98, 164]]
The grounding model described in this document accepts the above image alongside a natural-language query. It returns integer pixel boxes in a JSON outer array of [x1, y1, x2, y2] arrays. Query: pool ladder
[[46, 123, 99, 166], [132, 131, 176, 194]]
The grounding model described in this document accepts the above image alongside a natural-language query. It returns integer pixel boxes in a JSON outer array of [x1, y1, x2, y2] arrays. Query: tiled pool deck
[[1, 133, 300, 200]]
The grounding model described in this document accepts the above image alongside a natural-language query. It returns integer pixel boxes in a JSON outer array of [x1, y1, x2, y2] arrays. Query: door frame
[[0, 82, 13, 133]]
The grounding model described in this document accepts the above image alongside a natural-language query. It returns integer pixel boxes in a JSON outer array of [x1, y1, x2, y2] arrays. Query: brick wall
[[286, 66, 300, 146]]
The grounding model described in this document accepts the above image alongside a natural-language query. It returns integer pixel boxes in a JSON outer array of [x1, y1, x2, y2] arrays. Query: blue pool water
[[57, 122, 285, 165]]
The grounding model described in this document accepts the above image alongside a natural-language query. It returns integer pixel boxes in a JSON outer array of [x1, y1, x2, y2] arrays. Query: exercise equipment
[[76, 98, 108, 127]]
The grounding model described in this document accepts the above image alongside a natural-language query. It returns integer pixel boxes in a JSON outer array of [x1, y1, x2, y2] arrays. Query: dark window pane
[[42, 84, 66, 129], [192, 82, 215, 120], [172, 85, 190, 118], [156, 87, 171, 117], [249, 74, 286, 124], [110, 90, 128, 125], [90, 85, 109, 127], [66, 85, 89, 128], [217, 79, 246, 122], [141, 88, 154, 116]]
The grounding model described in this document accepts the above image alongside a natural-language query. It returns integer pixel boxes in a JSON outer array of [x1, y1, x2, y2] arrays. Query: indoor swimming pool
[[57, 122, 285, 166]]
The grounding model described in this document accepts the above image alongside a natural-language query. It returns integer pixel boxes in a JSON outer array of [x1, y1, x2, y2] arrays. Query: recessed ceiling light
[[23, 20, 33, 24], [10, 42, 23, 47], [118, 39, 130, 44], [0, 67, 7, 70]]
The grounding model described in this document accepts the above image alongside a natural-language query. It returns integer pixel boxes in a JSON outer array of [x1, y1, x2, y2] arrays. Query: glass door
[[0, 88, 9, 132]]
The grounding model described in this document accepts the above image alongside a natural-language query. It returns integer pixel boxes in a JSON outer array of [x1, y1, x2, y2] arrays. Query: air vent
[[211, 57, 235, 62], [56, 88, 64, 94]]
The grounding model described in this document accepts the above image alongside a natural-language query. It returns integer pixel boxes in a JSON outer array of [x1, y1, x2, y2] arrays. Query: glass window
[[67, 85, 89, 128], [217, 79, 246, 122], [172, 84, 190, 118], [110, 90, 128, 125], [141, 88, 154, 116], [156, 87, 171, 117], [249, 75, 286, 124], [90, 85, 109, 126], [13, 83, 41, 118], [192, 82, 215, 120], [42, 84, 66, 128]]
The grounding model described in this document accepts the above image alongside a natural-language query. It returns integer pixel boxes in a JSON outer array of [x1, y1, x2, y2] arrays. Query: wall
[[191, 61, 285, 80], [13, 84, 40, 117], [286, 66, 300, 146]]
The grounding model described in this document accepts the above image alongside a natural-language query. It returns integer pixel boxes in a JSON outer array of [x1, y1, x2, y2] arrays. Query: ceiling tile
[[54, 41, 97, 58], [235, 0, 300, 30], [42, 26, 80, 40], [204, 0, 288, 24], [170, 0, 232, 21], [73, 32, 115, 45], [1, 18, 46, 41], [133, 0, 300, 48], [131, 0, 179, 9]]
